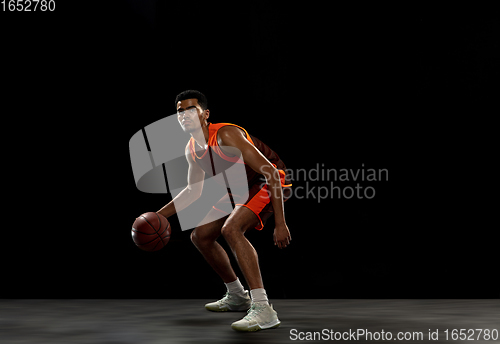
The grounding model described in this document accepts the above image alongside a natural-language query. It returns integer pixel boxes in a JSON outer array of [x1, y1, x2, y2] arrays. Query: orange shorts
[[212, 169, 292, 230]]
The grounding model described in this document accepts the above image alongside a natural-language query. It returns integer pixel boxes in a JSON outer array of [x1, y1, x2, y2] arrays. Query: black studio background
[[2, 3, 497, 298]]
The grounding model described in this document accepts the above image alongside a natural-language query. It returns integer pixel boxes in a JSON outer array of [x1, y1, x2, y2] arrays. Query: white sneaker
[[205, 291, 251, 312], [231, 302, 281, 332]]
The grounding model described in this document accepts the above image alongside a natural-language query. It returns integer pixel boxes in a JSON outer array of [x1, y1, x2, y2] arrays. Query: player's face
[[177, 98, 206, 133]]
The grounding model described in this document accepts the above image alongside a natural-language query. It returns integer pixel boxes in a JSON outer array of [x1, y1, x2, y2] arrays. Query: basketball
[[131, 212, 171, 251]]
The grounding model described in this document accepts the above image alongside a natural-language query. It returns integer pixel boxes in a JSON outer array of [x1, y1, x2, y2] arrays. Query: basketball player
[[157, 90, 291, 332]]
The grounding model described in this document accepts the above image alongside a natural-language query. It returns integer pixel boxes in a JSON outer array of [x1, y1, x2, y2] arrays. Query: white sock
[[250, 288, 269, 305], [225, 278, 246, 298]]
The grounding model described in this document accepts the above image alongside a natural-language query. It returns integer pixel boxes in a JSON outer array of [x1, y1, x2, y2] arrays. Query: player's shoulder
[[217, 124, 247, 142]]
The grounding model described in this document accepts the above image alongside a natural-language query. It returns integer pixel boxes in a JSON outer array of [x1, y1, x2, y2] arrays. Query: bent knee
[[190, 229, 204, 246], [221, 223, 242, 240], [191, 227, 217, 247]]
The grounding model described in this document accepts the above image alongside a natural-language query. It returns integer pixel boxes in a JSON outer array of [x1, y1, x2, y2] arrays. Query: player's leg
[[190, 208, 234, 283], [220, 205, 264, 290], [191, 207, 252, 312], [220, 205, 281, 331], [222, 179, 291, 293]]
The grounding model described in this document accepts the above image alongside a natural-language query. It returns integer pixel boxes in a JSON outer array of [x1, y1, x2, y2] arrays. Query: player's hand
[[273, 223, 291, 249]]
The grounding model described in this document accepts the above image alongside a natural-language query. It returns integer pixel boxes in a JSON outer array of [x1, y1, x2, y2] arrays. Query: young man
[[157, 90, 291, 332]]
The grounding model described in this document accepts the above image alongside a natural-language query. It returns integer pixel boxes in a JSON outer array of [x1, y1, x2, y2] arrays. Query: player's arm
[[157, 144, 205, 218], [218, 126, 291, 249]]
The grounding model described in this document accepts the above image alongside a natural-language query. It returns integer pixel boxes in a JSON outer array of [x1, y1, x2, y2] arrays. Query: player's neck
[[191, 124, 210, 150]]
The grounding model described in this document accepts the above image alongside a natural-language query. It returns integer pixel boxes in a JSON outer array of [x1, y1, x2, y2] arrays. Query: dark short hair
[[175, 90, 208, 110]]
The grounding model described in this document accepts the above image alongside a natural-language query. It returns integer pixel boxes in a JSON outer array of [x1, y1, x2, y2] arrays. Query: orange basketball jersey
[[188, 122, 291, 230], [187, 122, 290, 186]]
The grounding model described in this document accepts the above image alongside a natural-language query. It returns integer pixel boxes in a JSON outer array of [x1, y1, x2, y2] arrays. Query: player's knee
[[191, 227, 214, 248], [221, 223, 240, 241], [190, 228, 205, 247]]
